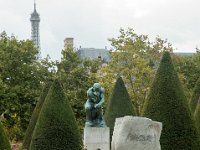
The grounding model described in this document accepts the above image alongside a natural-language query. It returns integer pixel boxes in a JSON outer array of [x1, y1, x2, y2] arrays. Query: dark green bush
[[142, 51, 200, 150], [194, 99, 200, 135], [105, 76, 135, 139], [29, 79, 82, 150], [0, 121, 11, 150], [23, 82, 52, 150], [189, 77, 200, 114]]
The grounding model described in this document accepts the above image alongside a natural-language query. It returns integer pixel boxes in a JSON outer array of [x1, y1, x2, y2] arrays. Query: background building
[[77, 47, 111, 63], [64, 38, 74, 49], [64, 37, 111, 62], [174, 52, 194, 56]]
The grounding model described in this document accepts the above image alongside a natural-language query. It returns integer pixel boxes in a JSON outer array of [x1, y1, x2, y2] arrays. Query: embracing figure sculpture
[[85, 83, 106, 127]]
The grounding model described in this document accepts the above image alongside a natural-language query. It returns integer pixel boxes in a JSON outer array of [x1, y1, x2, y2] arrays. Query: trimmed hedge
[[142, 51, 200, 150], [29, 79, 82, 150], [0, 121, 11, 150], [194, 99, 200, 135], [189, 77, 200, 114], [105, 76, 135, 139], [23, 82, 52, 150]]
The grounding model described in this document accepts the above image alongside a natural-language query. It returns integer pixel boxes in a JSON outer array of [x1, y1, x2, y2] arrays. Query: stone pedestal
[[112, 116, 162, 150], [84, 127, 110, 150]]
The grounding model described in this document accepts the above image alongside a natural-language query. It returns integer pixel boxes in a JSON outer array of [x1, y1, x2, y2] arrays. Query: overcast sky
[[1, 0, 200, 60]]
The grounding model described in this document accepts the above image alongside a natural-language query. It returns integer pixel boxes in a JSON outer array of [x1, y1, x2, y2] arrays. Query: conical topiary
[[23, 82, 52, 150], [105, 76, 135, 139], [189, 77, 200, 114], [29, 79, 82, 150], [142, 51, 200, 150], [0, 122, 11, 150], [194, 98, 200, 135]]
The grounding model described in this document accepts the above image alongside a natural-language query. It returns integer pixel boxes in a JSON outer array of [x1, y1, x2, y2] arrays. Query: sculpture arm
[[87, 88, 96, 102], [95, 88, 105, 108]]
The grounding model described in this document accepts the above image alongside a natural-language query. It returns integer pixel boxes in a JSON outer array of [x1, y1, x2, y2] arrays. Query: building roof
[[77, 48, 111, 62], [173, 52, 195, 56]]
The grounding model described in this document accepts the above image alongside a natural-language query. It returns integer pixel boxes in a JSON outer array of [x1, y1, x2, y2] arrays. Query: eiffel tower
[[30, 0, 41, 55]]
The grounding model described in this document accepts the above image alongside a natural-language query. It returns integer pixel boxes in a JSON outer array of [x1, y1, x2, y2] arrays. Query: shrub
[[0, 121, 11, 150], [105, 76, 135, 139], [142, 51, 200, 150], [194, 98, 200, 135], [22, 82, 52, 150], [29, 79, 82, 150], [189, 77, 200, 113]]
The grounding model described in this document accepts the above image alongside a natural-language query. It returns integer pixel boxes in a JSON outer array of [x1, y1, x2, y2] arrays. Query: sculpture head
[[93, 83, 101, 92]]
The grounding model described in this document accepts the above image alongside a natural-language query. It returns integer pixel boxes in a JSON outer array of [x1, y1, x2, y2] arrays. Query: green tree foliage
[[194, 99, 200, 135], [0, 32, 55, 140], [105, 76, 135, 139], [30, 79, 82, 150], [22, 82, 52, 150], [0, 121, 11, 150], [173, 51, 200, 100], [189, 77, 200, 114], [98, 28, 173, 115], [142, 51, 200, 150], [57, 48, 99, 128], [172, 55, 193, 100], [186, 50, 200, 89]]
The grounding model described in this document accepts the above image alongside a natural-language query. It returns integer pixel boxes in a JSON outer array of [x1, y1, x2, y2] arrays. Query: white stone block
[[112, 116, 162, 150], [84, 127, 110, 150]]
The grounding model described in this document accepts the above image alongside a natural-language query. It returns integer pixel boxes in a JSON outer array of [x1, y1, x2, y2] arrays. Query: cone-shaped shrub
[[23, 82, 52, 150], [194, 99, 200, 135], [105, 76, 135, 139], [0, 122, 11, 150], [29, 79, 82, 150], [142, 51, 200, 150], [189, 77, 200, 114]]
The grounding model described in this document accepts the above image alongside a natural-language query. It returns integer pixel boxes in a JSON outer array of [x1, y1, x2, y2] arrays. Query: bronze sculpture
[[85, 83, 106, 127]]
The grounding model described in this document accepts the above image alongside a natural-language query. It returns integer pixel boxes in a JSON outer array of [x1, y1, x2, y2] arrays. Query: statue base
[[84, 127, 110, 150]]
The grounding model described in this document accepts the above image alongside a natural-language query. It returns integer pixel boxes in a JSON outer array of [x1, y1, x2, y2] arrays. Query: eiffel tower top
[[30, 0, 40, 21]]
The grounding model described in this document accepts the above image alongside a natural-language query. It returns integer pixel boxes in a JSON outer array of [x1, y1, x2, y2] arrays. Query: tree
[[30, 79, 82, 150], [189, 77, 200, 114], [173, 51, 200, 101], [0, 121, 11, 150], [57, 48, 98, 128], [0, 32, 55, 140], [194, 99, 200, 135], [142, 51, 200, 150], [22, 81, 52, 150], [105, 76, 135, 140], [97, 28, 173, 115]]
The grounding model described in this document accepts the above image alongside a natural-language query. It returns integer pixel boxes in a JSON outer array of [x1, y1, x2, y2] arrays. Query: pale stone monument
[[84, 83, 110, 150], [84, 127, 110, 150], [112, 116, 162, 150]]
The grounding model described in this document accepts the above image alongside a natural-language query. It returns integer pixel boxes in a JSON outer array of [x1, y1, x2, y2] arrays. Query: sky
[[0, 0, 200, 60]]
